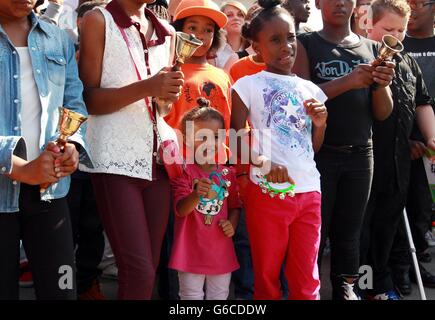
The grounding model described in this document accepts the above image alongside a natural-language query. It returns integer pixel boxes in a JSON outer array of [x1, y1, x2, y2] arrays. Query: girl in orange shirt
[[165, 0, 233, 131]]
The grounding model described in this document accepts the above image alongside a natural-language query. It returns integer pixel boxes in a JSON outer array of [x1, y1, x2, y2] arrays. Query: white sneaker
[[101, 263, 118, 280], [425, 231, 435, 247], [342, 282, 360, 300]]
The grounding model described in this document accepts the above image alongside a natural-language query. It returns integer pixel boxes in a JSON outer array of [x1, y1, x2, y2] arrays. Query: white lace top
[[80, 7, 173, 180]]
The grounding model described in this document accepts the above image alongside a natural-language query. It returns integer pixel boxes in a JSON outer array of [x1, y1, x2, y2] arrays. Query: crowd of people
[[0, 0, 434, 301]]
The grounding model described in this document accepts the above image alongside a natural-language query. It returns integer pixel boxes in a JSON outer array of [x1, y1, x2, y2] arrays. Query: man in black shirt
[[361, 0, 435, 299], [404, 1, 435, 260], [404, 0, 435, 97]]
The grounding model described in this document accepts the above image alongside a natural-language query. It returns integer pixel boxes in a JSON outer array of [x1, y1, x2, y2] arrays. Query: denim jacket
[[0, 13, 92, 213]]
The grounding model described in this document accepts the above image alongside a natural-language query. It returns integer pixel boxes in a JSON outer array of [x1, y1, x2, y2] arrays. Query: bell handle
[[371, 57, 384, 68], [371, 59, 388, 89], [40, 139, 67, 193], [55, 138, 68, 152], [172, 61, 182, 72]]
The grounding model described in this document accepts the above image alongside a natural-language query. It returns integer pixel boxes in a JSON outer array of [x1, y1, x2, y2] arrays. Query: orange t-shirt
[[165, 63, 232, 130], [229, 55, 266, 82], [229, 55, 266, 200]]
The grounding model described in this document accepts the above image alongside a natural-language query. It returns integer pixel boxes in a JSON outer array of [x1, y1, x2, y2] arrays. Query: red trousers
[[244, 181, 321, 300]]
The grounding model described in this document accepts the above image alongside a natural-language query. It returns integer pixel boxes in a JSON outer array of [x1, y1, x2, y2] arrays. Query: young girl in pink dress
[[169, 98, 241, 300]]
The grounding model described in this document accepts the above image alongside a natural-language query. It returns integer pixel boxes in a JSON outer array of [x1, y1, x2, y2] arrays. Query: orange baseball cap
[[173, 0, 228, 28], [220, 1, 248, 17]]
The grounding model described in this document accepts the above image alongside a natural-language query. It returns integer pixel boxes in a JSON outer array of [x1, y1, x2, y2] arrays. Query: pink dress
[[169, 164, 241, 275]]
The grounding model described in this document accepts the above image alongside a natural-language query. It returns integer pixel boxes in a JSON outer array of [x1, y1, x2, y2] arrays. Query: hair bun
[[241, 22, 251, 40], [196, 97, 211, 108], [257, 0, 283, 10]]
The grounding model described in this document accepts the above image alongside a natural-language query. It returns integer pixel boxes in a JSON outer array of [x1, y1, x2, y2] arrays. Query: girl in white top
[[211, 1, 248, 73], [230, 0, 328, 300], [78, 0, 183, 299]]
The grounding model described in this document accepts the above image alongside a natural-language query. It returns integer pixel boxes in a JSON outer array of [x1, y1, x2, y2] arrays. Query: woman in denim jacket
[[0, 0, 91, 299]]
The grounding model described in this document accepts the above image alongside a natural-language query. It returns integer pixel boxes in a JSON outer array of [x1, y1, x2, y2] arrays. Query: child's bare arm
[[371, 85, 393, 120], [228, 208, 241, 232], [176, 178, 212, 217], [230, 90, 251, 163], [176, 193, 201, 217], [370, 61, 395, 121], [304, 99, 328, 152], [219, 208, 241, 238], [312, 125, 327, 153]]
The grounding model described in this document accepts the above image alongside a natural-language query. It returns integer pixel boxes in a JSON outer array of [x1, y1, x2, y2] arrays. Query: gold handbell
[[372, 34, 403, 67], [173, 32, 203, 69], [40, 107, 87, 193], [156, 32, 203, 107], [204, 215, 213, 225], [56, 107, 88, 150]]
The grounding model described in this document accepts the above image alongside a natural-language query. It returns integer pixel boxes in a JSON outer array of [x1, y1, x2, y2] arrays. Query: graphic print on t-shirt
[[183, 81, 222, 106], [314, 59, 368, 80], [405, 49, 435, 97], [196, 200, 221, 216], [202, 82, 217, 96], [261, 77, 312, 158]]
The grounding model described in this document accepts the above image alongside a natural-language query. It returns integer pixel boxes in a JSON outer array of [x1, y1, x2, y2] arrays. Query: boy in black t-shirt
[[293, 0, 395, 300]]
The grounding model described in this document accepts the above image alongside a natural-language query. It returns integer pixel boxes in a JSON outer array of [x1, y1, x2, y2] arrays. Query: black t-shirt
[[403, 35, 435, 99], [403, 35, 435, 142], [297, 32, 379, 146]]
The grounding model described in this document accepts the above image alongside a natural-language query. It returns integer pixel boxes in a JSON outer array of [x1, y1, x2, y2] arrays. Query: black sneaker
[[392, 269, 412, 296], [417, 250, 432, 263], [410, 264, 435, 288]]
